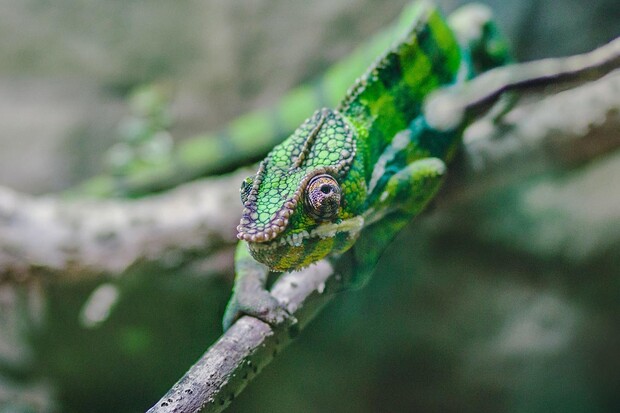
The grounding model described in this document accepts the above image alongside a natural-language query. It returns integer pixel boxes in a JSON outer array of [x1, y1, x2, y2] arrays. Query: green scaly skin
[[223, 1, 512, 330]]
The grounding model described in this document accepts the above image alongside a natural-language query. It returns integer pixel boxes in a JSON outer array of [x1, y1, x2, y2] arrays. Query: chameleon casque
[[223, 1, 512, 330]]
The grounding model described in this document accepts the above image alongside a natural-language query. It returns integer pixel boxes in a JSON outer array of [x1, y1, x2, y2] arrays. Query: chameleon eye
[[240, 176, 253, 204], [304, 174, 341, 221]]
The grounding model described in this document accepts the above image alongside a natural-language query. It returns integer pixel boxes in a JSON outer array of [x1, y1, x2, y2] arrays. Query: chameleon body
[[223, 1, 511, 329]]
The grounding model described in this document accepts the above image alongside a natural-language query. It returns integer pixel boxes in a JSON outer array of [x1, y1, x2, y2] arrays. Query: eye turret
[[304, 174, 341, 221]]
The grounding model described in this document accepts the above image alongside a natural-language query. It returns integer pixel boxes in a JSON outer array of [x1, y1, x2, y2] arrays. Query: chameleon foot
[[222, 288, 297, 332]]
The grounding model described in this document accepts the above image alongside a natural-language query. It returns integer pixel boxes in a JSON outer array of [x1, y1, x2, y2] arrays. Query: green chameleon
[[222, 1, 512, 330]]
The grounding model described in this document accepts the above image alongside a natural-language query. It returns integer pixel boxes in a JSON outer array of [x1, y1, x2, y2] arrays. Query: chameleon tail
[[448, 3, 513, 76]]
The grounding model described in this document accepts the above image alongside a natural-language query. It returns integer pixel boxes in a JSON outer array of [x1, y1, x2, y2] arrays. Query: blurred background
[[0, 0, 619, 412]]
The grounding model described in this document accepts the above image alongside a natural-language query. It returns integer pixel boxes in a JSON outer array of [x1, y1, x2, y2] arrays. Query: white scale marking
[[252, 216, 365, 251]]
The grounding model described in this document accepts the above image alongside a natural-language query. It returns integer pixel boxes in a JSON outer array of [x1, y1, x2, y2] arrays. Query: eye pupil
[[304, 174, 341, 221]]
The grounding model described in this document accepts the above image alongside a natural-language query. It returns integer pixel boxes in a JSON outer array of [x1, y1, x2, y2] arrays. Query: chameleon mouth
[[245, 216, 364, 272], [248, 216, 364, 251]]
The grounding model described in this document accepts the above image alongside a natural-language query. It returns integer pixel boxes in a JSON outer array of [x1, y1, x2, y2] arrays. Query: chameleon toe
[[222, 289, 297, 332]]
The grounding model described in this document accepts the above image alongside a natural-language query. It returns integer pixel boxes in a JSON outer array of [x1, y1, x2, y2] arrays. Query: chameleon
[[222, 1, 513, 330]]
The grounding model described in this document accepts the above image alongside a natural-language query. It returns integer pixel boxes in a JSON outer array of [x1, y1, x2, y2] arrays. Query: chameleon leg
[[371, 157, 447, 216], [222, 241, 296, 331], [345, 157, 447, 289]]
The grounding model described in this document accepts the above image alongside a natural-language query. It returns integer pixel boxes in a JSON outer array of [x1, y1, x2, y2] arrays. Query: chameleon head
[[236, 108, 364, 271]]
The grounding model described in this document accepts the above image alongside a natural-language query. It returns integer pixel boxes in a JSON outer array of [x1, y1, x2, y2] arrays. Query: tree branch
[[146, 70, 620, 413], [0, 168, 252, 281], [148, 260, 337, 413]]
